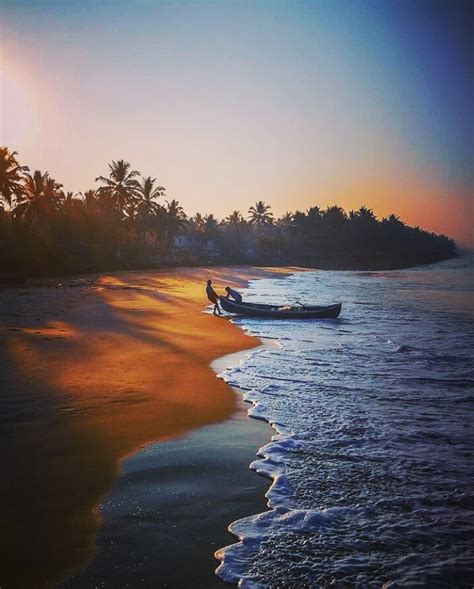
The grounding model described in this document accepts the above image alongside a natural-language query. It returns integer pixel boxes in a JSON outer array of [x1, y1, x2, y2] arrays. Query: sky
[[0, 0, 472, 246]]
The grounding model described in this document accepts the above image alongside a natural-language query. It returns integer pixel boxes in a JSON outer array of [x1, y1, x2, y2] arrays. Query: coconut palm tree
[[189, 213, 219, 255], [135, 176, 166, 249], [95, 160, 141, 259], [186, 212, 204, 251], [226, 210, 244, 225], [78, 189, 105, 252], [322, 205, 347, 231], [164, 199, 187, 254], [349, 206, 379, 250], [13, 170, 63, 233], [354, 206, 377, 224], [136, 176, 165, 218], [59, 191, 80, 215], [0, 147, 29, 206], [57, 191, 83, 250], [225, 210, 244, 252], [150, 204, 168, 254], [190, 212, 205, 236], [95, 160, 140, 215], [81, 189, 98, 208], [277, 211, 295, 230], [203, 214, 219, 253], [383, 213, 405, 227], [248, 201, 273, 226], [306, 206, 322, 226]]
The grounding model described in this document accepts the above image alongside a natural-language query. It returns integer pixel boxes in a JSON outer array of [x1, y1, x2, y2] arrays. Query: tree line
[[0, 147, 457, 278]]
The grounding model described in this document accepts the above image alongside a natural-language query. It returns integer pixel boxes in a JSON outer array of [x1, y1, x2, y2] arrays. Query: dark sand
[[63, 380, 272, 588], [0, 267, 297, 588]]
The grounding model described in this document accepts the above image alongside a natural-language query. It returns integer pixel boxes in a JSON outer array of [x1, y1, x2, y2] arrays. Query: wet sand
[[63, 377, 273, 588], [0, 267, 297, 588]]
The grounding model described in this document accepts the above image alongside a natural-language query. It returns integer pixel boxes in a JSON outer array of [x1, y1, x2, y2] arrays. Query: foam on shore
[[213, 259, 474, 588]]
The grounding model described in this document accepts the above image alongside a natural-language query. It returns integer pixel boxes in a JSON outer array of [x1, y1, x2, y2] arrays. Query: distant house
[[173, 233, 222, 260], [174, 233, 199, 253], [205, 239, 220, 257]]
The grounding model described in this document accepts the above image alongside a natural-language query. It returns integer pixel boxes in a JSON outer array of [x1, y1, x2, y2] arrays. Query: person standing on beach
[[206, 279, 222, 315]]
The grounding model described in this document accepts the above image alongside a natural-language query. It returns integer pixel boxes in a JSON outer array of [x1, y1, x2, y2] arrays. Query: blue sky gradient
[[1, 0, 472, 244]]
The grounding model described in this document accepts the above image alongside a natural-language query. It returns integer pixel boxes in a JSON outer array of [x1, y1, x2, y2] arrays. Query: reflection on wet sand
[[0, 266, 299, 587]]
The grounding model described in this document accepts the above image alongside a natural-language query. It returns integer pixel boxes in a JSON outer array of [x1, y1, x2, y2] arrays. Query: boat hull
[[219, 297, 342, 319]]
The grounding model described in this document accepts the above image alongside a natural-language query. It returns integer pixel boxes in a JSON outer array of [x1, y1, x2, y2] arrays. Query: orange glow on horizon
[[290, 166, 473, 248], [0, 4, 471, 248]]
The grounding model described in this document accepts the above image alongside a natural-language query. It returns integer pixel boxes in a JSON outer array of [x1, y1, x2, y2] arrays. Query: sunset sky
[[0, 0, 472, 245]]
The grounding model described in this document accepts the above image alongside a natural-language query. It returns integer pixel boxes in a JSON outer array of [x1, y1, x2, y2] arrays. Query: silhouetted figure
[[206, 279, 222, 315], [225, 286, 242, 302]]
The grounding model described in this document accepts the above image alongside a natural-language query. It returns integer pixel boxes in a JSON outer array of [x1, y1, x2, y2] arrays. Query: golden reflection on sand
[[0, 266, 301, 587]]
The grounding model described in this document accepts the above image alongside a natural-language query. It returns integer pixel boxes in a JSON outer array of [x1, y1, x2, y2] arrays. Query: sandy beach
[[63, 352, 274, 588], [0, 266, 296, 588]]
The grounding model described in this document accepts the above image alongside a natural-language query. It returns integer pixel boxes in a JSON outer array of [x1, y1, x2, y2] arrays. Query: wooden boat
[[219, 296, 342, 319]]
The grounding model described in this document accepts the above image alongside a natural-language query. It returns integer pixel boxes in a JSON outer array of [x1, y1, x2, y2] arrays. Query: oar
[[294, 300, 307, 309]]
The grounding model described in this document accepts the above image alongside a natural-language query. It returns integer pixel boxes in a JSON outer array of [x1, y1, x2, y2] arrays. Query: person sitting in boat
[[206, 279, 222, 315], [225, 286, 243, 302]]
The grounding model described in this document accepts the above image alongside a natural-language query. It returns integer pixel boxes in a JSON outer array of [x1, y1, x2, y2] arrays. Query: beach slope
[[0, 266, 295, 588]]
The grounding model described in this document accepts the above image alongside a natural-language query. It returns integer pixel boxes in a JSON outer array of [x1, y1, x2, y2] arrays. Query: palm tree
[[59, 191, 79, 214], [226, 210, 244, 225], [13, 170, 63, 233], [150, 205, 168, 254], [135, 176, 166, 249], [136, 176, 165, 218], [95, 159, 140, 215], [81, 189, 98, 208], [225, 210, 244, 252], [354, 206, 377, 224], [189, 213, 219, 255], [248, 201, 273, 226], [203, 214, 219, 252], [190, 212, 205, 236], [79, 189, 108, 253], [0, 147, 29, 206], [186, 212, 203, 250], [349, 206, 378, 251], [95, 160, 141, 259], [383, 213, 405, 227], [306, 206, 322, 226], [164, 199, 187, 254], [322, 205, 347, 230], [277, 211, 294, 226], [292, 210, 306, 229], [58, 191, 83, 249]]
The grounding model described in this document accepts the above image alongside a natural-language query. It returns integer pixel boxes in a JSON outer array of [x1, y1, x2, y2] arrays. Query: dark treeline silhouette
[[0, 148, 457, 278]]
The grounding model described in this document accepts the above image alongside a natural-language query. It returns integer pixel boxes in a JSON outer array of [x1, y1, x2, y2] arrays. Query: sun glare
[[0, 69, 34, 147]]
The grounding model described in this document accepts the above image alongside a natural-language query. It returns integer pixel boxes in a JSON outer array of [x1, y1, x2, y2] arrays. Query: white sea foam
[[215, 257, 474, 588]]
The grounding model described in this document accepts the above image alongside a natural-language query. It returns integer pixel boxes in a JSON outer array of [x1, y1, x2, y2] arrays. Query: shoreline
[[62, 344, 276, 588], [0, 251, 460, 286], [0, 266, 300, 587]]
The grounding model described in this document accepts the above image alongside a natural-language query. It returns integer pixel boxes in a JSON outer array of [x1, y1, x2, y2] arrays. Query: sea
[[215, 256, 474, 589]]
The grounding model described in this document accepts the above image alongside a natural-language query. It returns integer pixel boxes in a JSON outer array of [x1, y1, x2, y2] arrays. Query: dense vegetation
[[0, 147, 456, 279]]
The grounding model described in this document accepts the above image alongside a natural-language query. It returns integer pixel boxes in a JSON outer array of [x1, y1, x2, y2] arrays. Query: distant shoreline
[[0, 149, 459, 285], [0, 251, 458, 285]]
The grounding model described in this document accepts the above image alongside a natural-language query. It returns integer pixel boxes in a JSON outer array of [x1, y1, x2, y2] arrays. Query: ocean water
[[215, 257, 474, 588]]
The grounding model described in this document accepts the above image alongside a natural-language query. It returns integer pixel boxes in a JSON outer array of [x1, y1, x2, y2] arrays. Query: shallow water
[[216, 257, 474, 588]]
